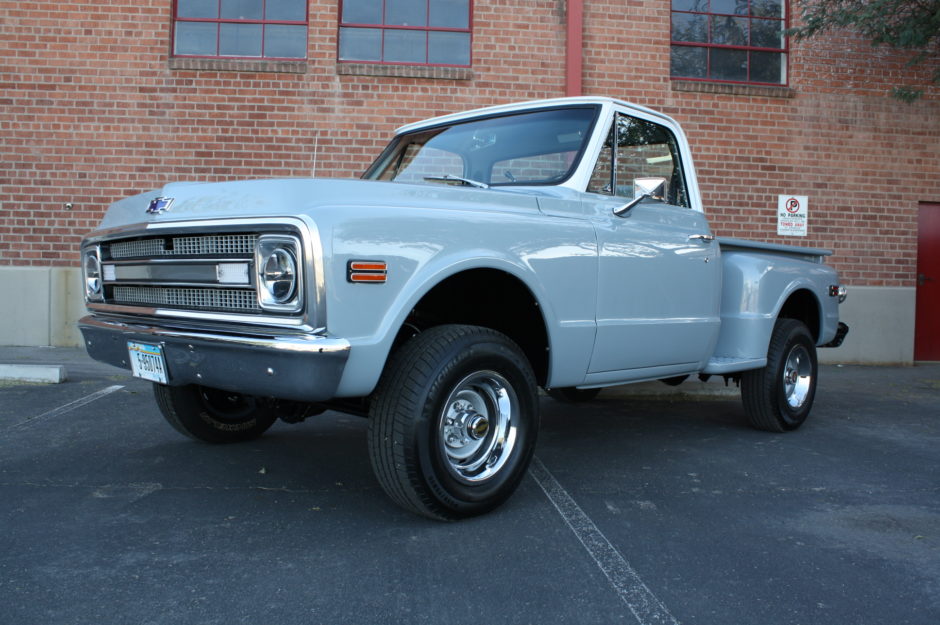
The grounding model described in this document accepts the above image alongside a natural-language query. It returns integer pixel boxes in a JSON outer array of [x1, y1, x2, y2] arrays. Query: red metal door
[[915, 203, 940, 360]]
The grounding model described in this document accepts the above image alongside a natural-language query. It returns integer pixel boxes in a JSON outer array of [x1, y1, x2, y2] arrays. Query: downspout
[[565, 0, 583, 96]]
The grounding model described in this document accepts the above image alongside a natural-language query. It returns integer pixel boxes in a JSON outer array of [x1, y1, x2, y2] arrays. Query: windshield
[[363, 106, 599, 187]]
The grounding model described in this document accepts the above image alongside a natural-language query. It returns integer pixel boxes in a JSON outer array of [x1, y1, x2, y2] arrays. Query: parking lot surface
[[1, 347, 938, 625]]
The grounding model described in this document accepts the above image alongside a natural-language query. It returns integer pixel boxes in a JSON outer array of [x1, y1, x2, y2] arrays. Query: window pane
[[711, 15, 747, 45], [266, 0, 307, 21], [385, 29, 426, 63], [672, 13, 707, 43], [494, 153, 573, 184], [386, 0, 427, 26], [220, 22, 263, 56], [175, 22, 217, 55], [178, 0, 218, 19], [338, 27, 382, 60], [751, 0, 784, 18], [612, 115, 687, 206], [264, 24, 306, 57], [750, 51, 785, 83], [671, 0, 708, 11], [428, 31, 470, 65], [751, 18, 783, 49], [394, 146, 464, 183], [670, 45, 707, 78], [710, 48, 747, 81], [221, 0, 264, 20], [711, 0, 747, 15], [429, 0, 469, 28], [342, 0, 382, 24]]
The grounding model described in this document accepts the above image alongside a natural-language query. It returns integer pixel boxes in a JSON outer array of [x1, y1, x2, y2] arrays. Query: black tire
[[741, 318, 818, 432], [368, 324, 539, 521], [547, 387, 602, 403], [153, 383, 278, 443]]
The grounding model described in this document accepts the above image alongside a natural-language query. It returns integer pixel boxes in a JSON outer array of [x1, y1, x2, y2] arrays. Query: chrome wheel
[[439, 371, 518, 484], [782, 344, 813, 409]]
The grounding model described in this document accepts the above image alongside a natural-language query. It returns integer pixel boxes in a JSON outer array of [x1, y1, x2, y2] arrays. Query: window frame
[[171, 0, 310, 61], [363, 106, 602, 187], [588, 112, 691, 209], [337, 0, 474, 68], [670, 0, 789, 87]]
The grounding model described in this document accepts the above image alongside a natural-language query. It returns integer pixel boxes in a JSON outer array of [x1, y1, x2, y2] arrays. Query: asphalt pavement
[[1, 346, 938, 625]]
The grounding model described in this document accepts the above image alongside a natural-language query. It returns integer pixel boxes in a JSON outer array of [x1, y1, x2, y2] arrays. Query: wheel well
[[778, 289, 821, 342], [394, 269, 550, 386]]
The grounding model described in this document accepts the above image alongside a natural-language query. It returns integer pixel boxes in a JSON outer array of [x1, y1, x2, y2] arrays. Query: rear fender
[[713, 249, 838, 362]]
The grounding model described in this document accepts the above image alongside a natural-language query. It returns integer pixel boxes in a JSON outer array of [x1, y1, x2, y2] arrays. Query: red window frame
[[670, 0, 789, 86], [171, 0, 309, 60], [337, 0, 473, 67]]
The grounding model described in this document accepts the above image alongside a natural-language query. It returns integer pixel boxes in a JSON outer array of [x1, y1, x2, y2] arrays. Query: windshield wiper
[[423, 174, 490, 189]]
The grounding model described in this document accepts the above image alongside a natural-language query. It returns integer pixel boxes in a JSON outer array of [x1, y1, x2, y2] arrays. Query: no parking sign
[[777, 195, 808, 236]]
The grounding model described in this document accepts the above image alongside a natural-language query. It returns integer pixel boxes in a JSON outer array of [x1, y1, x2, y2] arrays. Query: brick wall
[[2, 0, 939, 291]]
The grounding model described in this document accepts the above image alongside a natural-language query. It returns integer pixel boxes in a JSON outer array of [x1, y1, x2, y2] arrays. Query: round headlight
[[261, 248, 297, 303], [255, 235, 303, 312], [84, 250, 102, 300]]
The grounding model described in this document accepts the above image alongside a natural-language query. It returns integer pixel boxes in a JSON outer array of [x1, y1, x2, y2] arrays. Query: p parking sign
[[778, 195, 808, 236]]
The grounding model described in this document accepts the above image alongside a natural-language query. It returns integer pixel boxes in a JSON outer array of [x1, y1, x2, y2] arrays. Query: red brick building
[[2, 0, 939, 361]]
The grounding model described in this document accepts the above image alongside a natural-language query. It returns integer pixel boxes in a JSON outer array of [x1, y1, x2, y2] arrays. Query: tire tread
[[368, 324, 537, 520], [741, 318, 817, 433]]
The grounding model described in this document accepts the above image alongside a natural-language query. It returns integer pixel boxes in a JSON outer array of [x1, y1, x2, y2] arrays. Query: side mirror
[[613, 177, 667, 217], [633, 177, 666, 199]]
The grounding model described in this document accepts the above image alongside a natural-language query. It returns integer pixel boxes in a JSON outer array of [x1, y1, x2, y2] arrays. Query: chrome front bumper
[[79, 315, 350, 402]]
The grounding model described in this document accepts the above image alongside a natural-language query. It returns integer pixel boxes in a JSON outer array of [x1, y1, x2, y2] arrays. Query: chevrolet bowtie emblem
[[146, 197, 174, 214]]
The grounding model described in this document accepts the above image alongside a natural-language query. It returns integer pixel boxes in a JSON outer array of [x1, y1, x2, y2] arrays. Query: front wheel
[[153, 383, 278, 443], [741, 319, 818, 432], [368, 325, 539, 520]]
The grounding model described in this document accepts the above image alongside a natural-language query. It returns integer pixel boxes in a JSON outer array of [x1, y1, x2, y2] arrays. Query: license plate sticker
[[128, 341, 169, 384]]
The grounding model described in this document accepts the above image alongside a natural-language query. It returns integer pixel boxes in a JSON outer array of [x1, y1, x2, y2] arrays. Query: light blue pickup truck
[[79, 97, 848, 520]]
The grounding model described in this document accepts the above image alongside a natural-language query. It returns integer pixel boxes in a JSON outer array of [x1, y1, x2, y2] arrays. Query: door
[[915, 202, 940, 360], [586, 111, 721, 374]]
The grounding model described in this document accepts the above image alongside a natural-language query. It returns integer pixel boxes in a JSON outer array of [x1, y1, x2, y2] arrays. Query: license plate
[[128, 341, 169, 384]]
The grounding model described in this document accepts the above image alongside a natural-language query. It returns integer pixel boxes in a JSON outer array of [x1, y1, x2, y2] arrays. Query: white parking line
[[529, 456, 680, 625], [7, 384, 124, 431]]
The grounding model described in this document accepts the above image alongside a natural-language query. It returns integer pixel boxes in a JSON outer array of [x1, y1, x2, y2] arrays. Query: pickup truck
[[79, 97, 848, 520]]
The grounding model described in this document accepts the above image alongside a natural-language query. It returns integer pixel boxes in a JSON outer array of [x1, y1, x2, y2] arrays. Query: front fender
[[323, 205, 597, 397]]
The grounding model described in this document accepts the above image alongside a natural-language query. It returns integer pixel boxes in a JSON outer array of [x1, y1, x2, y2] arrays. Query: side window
[[588, 114, 690, 208]]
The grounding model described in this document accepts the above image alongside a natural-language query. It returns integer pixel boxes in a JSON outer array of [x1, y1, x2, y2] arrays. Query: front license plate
[[128, 341, 168, 384]]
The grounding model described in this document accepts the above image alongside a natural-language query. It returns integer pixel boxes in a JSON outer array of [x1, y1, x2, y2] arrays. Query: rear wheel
[[368, 325, 539, 520], [153, 383, 277, 443], [741, 319, 818, 432]]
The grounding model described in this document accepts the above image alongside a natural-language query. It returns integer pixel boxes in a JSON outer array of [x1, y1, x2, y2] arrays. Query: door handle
[[918, 273, 935, 286], [689, 234, 715, 242]]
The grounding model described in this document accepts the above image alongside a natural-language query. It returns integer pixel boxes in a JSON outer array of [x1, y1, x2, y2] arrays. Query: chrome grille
[[112, 286, 260, 312], [110, 234, 258, 259]]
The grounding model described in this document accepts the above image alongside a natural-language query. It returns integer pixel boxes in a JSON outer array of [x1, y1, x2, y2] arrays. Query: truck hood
[[97, 178, 542, 230]]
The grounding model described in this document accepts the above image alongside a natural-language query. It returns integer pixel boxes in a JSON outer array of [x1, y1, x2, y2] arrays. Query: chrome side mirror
[[613, 177, 667, 217], [634, 177, 666, 199]]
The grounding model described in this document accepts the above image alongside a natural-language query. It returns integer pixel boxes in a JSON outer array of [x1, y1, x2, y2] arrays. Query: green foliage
[[789, 0, 940, 100]]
